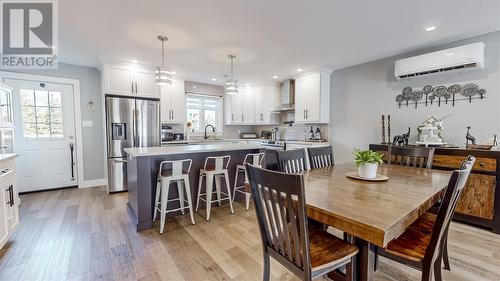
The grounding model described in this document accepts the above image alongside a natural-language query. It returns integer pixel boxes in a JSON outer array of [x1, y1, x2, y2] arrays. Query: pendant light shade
[[156, 35, 172, 85], [225, 55, 238, 95]]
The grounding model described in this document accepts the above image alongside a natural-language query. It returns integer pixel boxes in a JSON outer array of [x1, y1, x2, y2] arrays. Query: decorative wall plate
[[461, 83, 479, 97], [410, 91, 423, 102], [422, 85, 433, 94], [447, 84, 461, 94], [402, 87, 413, 95], [433, 86, 447, 97]]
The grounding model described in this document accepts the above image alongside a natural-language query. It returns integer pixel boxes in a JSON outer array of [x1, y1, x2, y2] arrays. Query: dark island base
[[127, 148, 265, 232]]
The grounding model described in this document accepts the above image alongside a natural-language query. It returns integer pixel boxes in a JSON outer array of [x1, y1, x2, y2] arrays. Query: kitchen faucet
[[204, 124, 216, 139]]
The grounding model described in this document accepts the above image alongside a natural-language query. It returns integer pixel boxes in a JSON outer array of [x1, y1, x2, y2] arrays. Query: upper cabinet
[[160, 80, 185, 124], [294, 70, 331, 123], [225, 84, 279, 125], [0, 83, 13, 128], [104, 64, 158, 98], [254, 85, 279, 124]]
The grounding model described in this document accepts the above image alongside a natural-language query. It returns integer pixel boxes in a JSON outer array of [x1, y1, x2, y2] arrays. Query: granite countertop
[[125, 143, 264, 157], [0, 153, 18, 162]]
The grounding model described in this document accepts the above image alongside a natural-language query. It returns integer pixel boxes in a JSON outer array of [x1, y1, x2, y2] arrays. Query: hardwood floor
[[0, 186, 499, 281]]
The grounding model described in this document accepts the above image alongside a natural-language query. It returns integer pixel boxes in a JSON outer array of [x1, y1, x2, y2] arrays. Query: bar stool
[[195, 155, 234, 221], [232, 152, 265, 210], [153, 159, 195, 234]]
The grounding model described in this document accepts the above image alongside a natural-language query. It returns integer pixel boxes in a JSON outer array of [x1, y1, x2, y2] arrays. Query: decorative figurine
[[393, 127, 410, 146], [465, 126, 476, 148], [381, 115, 386, 144], [387, 115, 391, 144], [416, 115, 450, 146]]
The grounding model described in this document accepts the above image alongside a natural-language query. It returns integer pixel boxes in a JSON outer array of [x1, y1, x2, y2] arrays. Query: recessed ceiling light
[[193, 85, 197, 89], [297, 68, 303, 72], [272, 75, 278, 79], [171, 71, 176, 75], [425, 26, 436, 32], [131, 59, 138, 63], [245, 83, 251, 87], [211, 78, 217, 81]]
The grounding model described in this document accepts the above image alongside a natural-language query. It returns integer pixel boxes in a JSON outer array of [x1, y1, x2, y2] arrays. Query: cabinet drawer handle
[[479, 162, 485, 167]]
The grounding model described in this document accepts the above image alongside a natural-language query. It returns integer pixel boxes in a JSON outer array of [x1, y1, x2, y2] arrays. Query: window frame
[[185, 92, 223, 135], [19, 89, 64, 139]]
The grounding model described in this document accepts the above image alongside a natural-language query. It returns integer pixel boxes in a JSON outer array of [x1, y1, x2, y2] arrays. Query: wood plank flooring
[[1, 186, 499, 281]]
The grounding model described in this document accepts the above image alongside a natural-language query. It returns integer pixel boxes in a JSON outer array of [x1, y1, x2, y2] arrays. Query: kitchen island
[[124, 143, 265, 231]]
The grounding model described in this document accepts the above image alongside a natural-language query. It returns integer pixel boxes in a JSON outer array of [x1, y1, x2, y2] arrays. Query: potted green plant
[[353, 149, 384, 179]]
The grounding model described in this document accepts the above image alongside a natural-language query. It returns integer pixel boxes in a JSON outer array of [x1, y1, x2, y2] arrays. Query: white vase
[[358, 163, 378, 179]]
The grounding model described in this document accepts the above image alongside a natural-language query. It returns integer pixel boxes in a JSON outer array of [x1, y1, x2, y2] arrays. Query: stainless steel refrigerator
[[106, 96, 160, 193]]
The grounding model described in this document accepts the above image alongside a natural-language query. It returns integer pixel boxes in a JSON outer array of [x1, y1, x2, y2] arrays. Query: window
[[20, 89, 64, 138], [186, 93, 222, 133]]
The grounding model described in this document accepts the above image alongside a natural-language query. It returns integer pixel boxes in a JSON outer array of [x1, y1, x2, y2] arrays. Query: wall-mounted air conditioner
[[394, 42, 485, 80]]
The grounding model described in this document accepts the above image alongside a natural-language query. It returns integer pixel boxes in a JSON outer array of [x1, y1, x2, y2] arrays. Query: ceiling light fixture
[[297, 68, 303, 72], [155, 35, 173, 85], [245, 83, 251, 87], [211, 78, 217, 81], [131, 59, 138, 64], [225, 55, 238, 95], [272, 75, 278, 79], [425, 26, 436, 32]]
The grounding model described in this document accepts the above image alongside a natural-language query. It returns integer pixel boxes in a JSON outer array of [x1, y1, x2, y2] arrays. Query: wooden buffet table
[[302, 163, 451, 281], [371, 144, 500, 234]]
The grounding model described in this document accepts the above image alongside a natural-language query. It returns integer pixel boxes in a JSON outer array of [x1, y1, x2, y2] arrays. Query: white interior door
[[6, 78, 77, 192]]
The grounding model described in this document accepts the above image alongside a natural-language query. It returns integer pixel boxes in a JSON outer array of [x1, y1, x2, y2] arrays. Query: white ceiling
[[60, 0, 500, 85]]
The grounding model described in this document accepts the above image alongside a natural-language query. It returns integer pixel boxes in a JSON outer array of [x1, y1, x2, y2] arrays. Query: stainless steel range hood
[[271, 79, 295, 112]]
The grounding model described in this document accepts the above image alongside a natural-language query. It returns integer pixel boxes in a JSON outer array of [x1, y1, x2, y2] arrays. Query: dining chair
[[375, 155, 476, 281], [277, 149, 307, 173], [388, 146, 435, 169], [307, 146, 334, 169], [246, 164, 358, 281]]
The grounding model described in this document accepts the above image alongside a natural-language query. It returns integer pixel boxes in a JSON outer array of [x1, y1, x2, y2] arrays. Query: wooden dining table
[[302, 163, 451, 281]]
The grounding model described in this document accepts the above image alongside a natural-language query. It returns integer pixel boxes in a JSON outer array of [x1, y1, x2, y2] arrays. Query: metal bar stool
[[195, 155, 234, 221], [232, 152, 265, 210], [153, 159, 195, 234]]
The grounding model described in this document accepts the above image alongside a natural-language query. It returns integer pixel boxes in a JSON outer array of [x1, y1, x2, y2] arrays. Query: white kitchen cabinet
[[294, 70, 331, 123], [225, 84, 279, 125], [134, 70, 157, 97], [0, 84, 13, 128], [254, 85, 279, 124], [0, 156, 19, 249], [104, 64, 158, 98], [160, 80, 185, 124], [225, 92, 243, 124], [241, 88, 255, 124]]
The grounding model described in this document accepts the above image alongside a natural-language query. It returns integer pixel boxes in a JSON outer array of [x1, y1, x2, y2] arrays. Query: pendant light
[[225, 55, 238, 95], [155, 35, 172, 85]]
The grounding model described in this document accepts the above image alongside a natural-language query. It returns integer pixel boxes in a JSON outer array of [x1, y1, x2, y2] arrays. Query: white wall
[[330, 31, 500, 164]]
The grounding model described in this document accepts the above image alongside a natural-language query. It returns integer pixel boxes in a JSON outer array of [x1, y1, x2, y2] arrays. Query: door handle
[[131, 82, 134, 93], [171, 110, 174, 120], [231, 113, 234, 122], [69, 143, 75, 180], [113, 159, 128, 164], [135, 82, 138, 93], [9, 185, 13, 207]]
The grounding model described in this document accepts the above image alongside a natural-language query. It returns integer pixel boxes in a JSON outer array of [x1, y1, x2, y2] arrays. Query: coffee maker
[[161, 124, 174, 142]]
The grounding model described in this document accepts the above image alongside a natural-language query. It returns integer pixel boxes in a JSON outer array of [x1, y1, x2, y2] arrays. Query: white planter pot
[[358, 163, 378, 179]]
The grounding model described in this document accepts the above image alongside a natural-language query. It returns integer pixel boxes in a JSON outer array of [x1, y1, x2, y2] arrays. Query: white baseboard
[[79, 178, 106, 189]]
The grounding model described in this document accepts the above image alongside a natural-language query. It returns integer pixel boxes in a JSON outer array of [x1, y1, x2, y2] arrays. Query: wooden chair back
[[203, 155, 231, 171], [243, 152, 265, 167], [424, 156, 475, 267], [388, 146, 435, 169], [246, 164, 311, 279], [278, 149, 307, 174], [307, 146, 334, 169]]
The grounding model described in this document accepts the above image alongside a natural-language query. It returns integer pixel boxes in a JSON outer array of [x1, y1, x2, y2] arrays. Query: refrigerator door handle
[[132, 108, 137, 147]]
